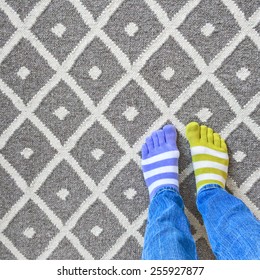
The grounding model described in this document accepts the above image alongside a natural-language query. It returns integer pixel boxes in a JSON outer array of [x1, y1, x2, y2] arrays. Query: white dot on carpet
[[196, 108, 213, 122], [23, 227, 36, 239], [91, 148, 104, 161], [57, 188, 70, 201], [53, 106, 70, 120], [161, 66, 175, 81], [201, 23, 215, 37], [89, 66, 102, 80], [233, 151, 246, 162], [124, 188, 137, 200], [21, 147, 34, 159], [91, 226, 103, 237], [122, 106, 139, 122], [236, 67, 251, 81], [125, 22, 139, 37], [51, 23, 66, 38], [17, 66, 30, 80]]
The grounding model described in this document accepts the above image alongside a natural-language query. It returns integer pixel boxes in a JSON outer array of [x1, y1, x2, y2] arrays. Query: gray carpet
[[0, 0, 259, 260]]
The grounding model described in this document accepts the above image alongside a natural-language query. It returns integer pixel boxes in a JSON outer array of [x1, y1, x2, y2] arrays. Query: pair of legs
[[141, 122, 260, 259]]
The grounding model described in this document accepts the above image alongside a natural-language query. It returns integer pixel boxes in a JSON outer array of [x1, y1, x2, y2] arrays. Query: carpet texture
[[0, 0, 259, 260]]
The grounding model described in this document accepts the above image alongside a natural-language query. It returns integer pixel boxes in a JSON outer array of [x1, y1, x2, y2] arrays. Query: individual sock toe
[[163, 124, 177, 146], [142, 143, 149, 158], [200, 125, 207, 141], [157, 129, 165, 145], [213, 133, 221, 147], [146, 136, 154, 151], [221, 138, 227, 151], [207, 127, 214, 143], [152, 132, 159, 147], [186, 122, 200, 143]]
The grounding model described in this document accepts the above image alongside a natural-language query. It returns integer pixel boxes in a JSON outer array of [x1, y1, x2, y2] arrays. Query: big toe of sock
[[186, 122, 200, 143]]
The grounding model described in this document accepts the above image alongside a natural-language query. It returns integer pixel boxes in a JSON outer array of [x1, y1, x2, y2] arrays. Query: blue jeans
[[142, 185, 260, 260]]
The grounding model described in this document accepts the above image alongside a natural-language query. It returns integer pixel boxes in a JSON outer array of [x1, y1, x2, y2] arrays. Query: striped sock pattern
[[142, 125, 180, 200], [186, 122, 229, 192], [191, 146, 228, 189]]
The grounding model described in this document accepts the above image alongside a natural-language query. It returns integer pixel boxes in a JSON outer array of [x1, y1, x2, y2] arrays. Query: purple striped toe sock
[[142, 124, 180, 200]]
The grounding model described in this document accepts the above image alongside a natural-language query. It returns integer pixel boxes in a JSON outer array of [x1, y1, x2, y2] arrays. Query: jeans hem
[[152, 185, 179, 200], [197, 183, 223, 195]]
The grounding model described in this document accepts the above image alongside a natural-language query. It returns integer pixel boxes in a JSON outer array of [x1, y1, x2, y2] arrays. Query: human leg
[[142, 187, 198, 260], [197, 185, 260, 260], [141, 125, 197, 260], [186, 122, 260, 259]]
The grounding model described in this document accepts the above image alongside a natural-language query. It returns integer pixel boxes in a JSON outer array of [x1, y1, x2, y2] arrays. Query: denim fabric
[[142, 187, 198, 260], [142, 184, 260, 260], [197, 185, 260, 260]]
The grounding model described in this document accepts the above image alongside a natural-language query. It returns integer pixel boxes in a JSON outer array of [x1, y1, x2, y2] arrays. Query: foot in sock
[[142, 124, 180, 200], [185, 122, 229, 192]]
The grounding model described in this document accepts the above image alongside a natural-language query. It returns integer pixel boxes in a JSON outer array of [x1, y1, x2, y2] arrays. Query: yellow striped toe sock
[[185, 122, 229, 192]]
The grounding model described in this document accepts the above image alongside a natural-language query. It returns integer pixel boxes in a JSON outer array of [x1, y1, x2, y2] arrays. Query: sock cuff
[[148, 178, 179, 196]]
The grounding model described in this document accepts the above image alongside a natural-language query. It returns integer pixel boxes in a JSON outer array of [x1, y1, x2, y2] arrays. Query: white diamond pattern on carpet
[[0, 0, 259, 260]]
